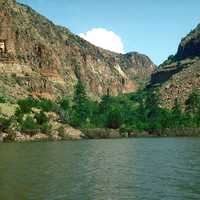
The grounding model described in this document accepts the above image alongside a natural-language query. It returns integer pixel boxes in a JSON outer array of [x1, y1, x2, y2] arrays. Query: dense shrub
[[40, 122, 52, 134], [106, 108, 122, 129], [21, 116, 38, 135], [17, 97, 58, 114], [0, 96, 6, 103], [17, 97, 37, 113], [37, 99, 58, 112], [58, 97, 70, 111], [34, 111, 48, 125], [0, 117, 12, 131], [57, 97, 70, 123]]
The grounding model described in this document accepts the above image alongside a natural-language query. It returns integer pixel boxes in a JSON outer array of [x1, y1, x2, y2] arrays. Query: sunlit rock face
[[0, 0, 155, 101]]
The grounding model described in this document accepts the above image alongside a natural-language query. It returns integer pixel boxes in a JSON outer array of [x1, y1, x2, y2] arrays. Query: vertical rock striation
[[0, 0, 155, 101]]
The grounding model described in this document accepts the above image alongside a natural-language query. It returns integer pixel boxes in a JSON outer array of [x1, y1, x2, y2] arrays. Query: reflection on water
[[0, 138, 200, 200]]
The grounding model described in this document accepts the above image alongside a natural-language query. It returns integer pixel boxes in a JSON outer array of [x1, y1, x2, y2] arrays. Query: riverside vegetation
[[1, 80, 200, 141], [1, 0, 200, 141]]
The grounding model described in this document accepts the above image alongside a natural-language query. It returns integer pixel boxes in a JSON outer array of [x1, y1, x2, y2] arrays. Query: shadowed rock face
[[148, 23, 200, 108], [0, 0, 155, 101], [149, 67, 183, 86], [176, 24, 200, 60]]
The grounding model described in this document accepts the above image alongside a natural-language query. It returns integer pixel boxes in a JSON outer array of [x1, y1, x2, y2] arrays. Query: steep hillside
[[0, 0, 155, 102], [148, 23, 200, 108]]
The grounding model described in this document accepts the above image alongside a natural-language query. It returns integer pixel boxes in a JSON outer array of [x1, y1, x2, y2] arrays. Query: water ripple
[[0, 138, 200, 200]]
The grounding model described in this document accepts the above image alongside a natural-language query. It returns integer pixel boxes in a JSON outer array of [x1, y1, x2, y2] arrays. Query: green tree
[[170, 98, 184, 128], [172, 98, 182, 117], [106, 107, 122, 129], [144, 89, 161, 130], [71, 80, 89, 127], [58, 97, 70, 111], [86, 100, 99, 127], [195, 104, 200, 127], [57, 97, 70, 123], [135, 91, 147, 122], [184, 91, 200, 127], [185, 90, 200, 115], [99, 95, 111, 112]]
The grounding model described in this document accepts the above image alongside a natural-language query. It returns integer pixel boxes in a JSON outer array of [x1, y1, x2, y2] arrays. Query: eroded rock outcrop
[[0, 0, 155, 101], [176, 24, 200, 60], [148, 23, 200, 108]]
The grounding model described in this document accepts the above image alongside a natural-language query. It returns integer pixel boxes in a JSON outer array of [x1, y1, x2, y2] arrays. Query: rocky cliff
[[148, 23, 200, 108], [0, 0, 155, 102]]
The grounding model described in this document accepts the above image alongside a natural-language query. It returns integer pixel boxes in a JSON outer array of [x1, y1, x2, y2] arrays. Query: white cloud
[[79, 28, 124, 53]]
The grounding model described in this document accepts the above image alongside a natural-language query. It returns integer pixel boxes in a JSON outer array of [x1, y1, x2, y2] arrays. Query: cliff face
[[148, 23, 200, 108], [0, 0, 155, 101], [176, 24, 200, 60]]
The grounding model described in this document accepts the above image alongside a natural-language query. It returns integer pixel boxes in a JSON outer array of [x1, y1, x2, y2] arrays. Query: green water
[[0, 138, 200, 200]]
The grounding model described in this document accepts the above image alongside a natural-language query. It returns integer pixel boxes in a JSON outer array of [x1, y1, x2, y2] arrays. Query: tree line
[[1, 80, 200, 135]]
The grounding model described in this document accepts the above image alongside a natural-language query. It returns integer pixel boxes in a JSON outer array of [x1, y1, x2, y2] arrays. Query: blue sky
[[17, 0, 200, 65]]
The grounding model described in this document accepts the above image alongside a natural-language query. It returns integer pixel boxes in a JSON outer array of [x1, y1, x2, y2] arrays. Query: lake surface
[[0, 138, 200, 200]]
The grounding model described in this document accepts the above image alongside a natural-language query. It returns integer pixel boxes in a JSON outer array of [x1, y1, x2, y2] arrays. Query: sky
[[17, 0, 200, 65]]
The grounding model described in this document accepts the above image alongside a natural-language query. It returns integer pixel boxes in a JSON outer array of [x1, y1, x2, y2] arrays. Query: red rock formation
[[0, 0, 155, 101]]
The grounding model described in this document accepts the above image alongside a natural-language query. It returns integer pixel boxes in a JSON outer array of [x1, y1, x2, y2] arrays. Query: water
[[0, 138, 200, 200]]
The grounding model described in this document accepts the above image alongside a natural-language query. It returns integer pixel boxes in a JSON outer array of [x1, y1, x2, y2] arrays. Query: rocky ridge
[[0, 0, 155, 102], [148, 23, 200, 108]]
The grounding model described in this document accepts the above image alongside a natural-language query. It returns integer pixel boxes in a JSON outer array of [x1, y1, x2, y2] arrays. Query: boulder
[[0, 132, 8, 142]]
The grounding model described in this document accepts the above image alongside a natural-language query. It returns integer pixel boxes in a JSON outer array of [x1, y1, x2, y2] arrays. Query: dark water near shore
[[0, 138, 200, 200]]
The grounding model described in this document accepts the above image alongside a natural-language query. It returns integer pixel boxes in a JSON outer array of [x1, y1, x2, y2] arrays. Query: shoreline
[[1, 128, 200, 142]]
